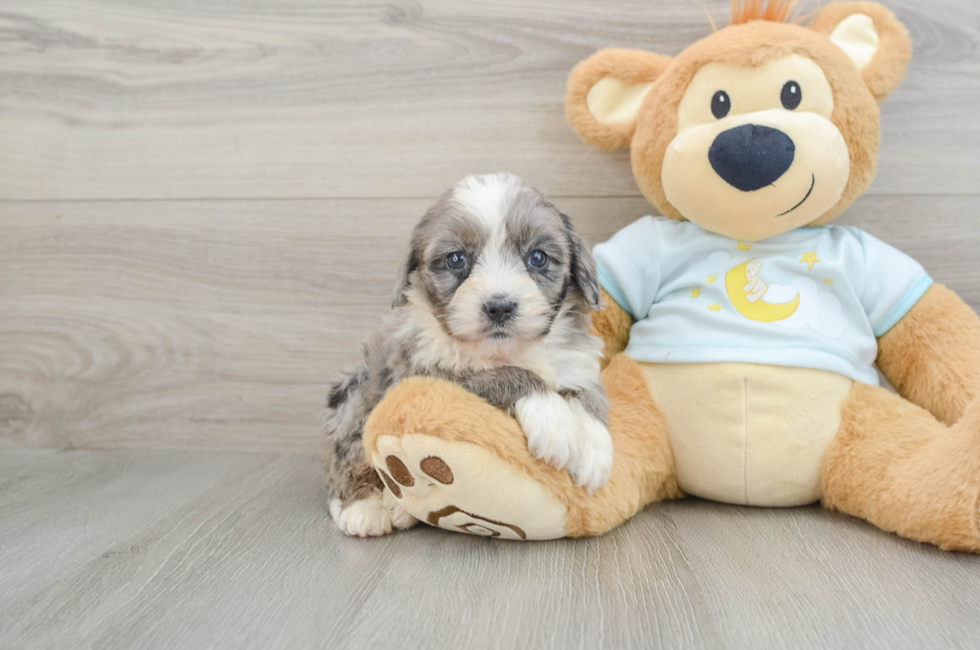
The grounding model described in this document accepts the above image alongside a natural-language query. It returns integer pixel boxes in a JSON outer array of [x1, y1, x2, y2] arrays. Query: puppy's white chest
[[521, 344, 602, 393]]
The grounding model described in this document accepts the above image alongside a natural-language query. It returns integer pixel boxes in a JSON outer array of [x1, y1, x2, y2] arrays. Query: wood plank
[[0, 0, 977, 200], [0, 450, 276, 608], [2, 195, 978, 452], [1, 450, 978, 650]]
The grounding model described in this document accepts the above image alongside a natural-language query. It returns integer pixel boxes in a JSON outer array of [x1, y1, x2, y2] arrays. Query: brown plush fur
[[363, 354, 681, 537], [590, 289, 635, 367], [877, 285, 980, 426], [823, 383, 980, 552]]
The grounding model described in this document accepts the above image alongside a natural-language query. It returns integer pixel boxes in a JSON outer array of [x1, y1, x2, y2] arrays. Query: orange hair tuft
[[730, 0, 800, 25]]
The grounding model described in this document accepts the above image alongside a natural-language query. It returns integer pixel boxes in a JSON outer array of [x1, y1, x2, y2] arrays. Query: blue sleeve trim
[[597, 264, 635, 319], [873, 274, 934, 338]]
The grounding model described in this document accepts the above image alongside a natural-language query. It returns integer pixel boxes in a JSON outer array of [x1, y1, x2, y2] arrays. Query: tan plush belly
[[640, 362, 853, 507]]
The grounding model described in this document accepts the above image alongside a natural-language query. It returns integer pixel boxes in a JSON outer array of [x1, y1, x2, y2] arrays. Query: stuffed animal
[[361, 0, 980, 550]]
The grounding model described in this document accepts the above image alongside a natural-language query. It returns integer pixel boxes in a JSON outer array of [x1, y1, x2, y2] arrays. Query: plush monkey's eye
[[711, 90, 731, 119], [527, 250, 548, 269], [446, 251, 468, 270], [781, 81, 802, 110]]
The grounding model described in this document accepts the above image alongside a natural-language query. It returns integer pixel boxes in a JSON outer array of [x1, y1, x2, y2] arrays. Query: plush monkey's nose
[[708, 124, 795, 192], [484, 300, 517, 324]]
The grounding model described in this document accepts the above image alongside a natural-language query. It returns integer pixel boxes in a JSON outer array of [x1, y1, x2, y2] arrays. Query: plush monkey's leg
[[574, 354, 682, 536], [822, 383, 980, 552], [362, 354, 679, 539]]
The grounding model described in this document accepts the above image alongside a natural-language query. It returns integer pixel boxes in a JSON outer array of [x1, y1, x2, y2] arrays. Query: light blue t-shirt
[[594, 216, 933, 385]]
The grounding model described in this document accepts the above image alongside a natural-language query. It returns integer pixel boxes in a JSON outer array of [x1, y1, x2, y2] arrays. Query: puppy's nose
[[708, 124, 795, 191], [484, 300, 517, 324]]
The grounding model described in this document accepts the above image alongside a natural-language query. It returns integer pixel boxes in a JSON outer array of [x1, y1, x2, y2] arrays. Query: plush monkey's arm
[[876, 284, 980, 426], [591, 289, 634, 368]]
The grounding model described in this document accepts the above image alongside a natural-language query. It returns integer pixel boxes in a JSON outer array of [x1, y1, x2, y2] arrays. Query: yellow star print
[[691, 287, 702, 298], [800, 251, 820, 271], [736, 241, 752, 251], [708, 303, 723, 312], [706, 275, 717, 284]]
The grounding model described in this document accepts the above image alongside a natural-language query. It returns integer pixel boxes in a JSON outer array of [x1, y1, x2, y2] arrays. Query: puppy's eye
[[527, 250, 548, 269], [781, 81, 801, 110], [446, 251, 468, 270], [711, 90, 730, 119]]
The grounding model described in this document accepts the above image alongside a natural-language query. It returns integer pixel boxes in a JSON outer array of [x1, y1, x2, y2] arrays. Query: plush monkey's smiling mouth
[[775, 174, 816, 218]]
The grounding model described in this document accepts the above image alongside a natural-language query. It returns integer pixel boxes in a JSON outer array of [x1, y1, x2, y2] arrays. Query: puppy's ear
[[392, 243, 420, 308], [561, 213, 601, 310]]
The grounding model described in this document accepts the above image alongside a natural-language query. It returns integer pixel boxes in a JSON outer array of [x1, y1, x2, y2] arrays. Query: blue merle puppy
[[324, 174, 612, 537]]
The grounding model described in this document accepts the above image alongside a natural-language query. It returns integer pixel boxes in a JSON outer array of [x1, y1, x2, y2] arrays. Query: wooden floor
[[2, 0, 980, 647], [1, 450, 978, 650]]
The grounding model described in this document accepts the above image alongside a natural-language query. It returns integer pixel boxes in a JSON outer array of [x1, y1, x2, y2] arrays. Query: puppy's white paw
[[331, 492, 393, 537], [566, 405, 614, 493], [515, 392, 578, 469], [383, 488, 418, 530]]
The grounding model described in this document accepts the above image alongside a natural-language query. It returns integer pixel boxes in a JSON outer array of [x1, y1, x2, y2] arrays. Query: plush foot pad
[[371, 434, 569, 540]]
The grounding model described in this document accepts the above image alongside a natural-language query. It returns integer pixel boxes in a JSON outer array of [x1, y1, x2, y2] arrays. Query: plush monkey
[[359, 1, 980, 550]]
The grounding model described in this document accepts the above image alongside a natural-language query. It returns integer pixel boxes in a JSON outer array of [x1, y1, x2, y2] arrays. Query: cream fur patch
[[829, 14, 880, 72], [586, 77, 654, 125], [641, 362, 852, 507]]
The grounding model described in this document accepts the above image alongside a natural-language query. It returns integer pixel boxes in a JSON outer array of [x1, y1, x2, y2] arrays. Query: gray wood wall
[[2, 0, 978, 453]]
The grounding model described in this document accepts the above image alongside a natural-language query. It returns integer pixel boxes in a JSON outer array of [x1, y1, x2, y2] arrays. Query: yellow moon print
[[725, 261, 800, 322]]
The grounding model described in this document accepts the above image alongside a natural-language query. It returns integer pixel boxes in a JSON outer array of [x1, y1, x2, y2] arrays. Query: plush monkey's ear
[[566, 49, 672, 150], [810, 2, 912, 102]]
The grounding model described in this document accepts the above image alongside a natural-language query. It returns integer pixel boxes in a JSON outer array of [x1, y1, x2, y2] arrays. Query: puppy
[[323, 173, 612, 537]]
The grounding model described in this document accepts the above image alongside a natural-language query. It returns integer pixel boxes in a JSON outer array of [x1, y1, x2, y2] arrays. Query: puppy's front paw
[[515, 392, 578, 469], [330, 492, 393, 537], [566, 411, 614, 494], [383, 488, 418, 530]]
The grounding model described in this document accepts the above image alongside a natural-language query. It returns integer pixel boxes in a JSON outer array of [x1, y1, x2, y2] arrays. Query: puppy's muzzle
[[484, 299, 517, 324]]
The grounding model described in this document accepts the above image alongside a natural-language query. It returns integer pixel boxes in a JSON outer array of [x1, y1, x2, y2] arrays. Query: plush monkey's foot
[[825, 386, 980, 553], [371, 433, 568, 540]]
